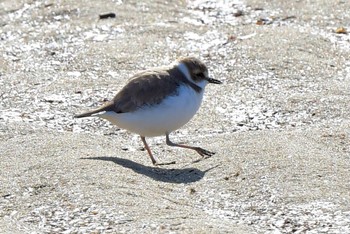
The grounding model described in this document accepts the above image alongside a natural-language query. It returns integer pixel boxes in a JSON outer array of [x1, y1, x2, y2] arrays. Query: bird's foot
[[195, 147, 215, 158], [154, 161, 176, 166]]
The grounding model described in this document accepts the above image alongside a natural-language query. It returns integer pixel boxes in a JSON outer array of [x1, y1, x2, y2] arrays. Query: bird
[[75, 57, 222, 165]]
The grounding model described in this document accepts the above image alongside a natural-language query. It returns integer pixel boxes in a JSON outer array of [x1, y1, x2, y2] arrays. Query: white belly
[[98, 85, 204, 137]]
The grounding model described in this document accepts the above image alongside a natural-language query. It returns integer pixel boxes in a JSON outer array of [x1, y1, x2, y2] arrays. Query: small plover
[[75, 57, 221, 165]]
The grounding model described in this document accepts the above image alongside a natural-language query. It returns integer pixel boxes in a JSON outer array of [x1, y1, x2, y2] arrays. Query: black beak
[[207, 78, 222, 84]]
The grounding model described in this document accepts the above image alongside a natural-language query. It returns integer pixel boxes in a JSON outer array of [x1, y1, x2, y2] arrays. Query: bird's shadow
[[81, 156, 217, 184]]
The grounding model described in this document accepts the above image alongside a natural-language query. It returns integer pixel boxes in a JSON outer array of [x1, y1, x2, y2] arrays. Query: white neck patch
[[176, 62, 192, 81]]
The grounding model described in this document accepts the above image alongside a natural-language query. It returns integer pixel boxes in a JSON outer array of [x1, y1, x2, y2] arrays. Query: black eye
[[196, 72, 205, 78], [192, 73, 204, 81]]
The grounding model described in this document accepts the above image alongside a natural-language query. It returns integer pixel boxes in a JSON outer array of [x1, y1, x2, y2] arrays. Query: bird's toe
[[196, 147, 215, 157]]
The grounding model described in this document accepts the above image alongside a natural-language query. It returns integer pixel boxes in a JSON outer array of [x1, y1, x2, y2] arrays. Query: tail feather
[[75, 102, 113, 118], [74, 109, 101, 118]]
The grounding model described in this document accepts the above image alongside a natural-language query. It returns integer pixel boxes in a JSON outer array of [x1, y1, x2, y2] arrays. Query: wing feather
[[111, 70, 181, 113]]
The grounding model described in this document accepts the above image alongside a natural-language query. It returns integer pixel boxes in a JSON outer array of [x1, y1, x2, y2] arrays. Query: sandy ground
[[1, 0, 350, 233]]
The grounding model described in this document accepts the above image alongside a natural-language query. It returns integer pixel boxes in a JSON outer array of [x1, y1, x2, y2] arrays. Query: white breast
[[99, 85, 205, 137]]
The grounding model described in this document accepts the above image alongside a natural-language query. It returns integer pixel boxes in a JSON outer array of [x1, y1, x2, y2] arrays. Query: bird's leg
[[140, 136, 176, 166], [165, 133, 215, 158], [140, 136, 157, 165]]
